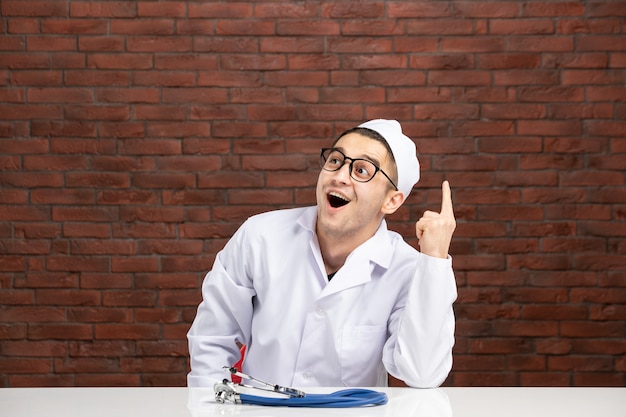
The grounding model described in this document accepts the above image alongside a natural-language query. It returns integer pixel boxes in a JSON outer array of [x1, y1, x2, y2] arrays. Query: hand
[[415, 181, 456, 259]]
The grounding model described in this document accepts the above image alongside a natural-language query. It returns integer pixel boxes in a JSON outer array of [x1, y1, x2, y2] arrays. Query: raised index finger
[[440, 180, 454, 217]]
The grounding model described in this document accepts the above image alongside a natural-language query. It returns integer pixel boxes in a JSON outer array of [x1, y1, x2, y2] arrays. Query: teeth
[[328, 191, 350, 208], [329, 192, 349, 202]]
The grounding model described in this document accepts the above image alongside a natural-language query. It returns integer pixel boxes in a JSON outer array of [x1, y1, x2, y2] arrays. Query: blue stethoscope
[[214, 366, 388, 408]]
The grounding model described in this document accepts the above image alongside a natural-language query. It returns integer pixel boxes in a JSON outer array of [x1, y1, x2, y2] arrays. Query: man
[[187, 119, 457, 388]]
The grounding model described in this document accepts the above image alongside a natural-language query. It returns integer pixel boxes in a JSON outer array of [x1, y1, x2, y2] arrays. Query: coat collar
[[297, 206, 394, 298]]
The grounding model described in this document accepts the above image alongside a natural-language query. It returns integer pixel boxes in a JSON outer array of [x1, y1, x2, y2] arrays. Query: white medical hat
[[358, 119, 420, 201]]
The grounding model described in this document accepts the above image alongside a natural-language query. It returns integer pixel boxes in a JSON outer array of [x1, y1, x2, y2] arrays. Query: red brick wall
[[1, 1, 624, 387]]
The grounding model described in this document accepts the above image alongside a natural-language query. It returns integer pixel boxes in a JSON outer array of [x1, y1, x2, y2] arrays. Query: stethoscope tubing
[[239, 388, 388, 408]]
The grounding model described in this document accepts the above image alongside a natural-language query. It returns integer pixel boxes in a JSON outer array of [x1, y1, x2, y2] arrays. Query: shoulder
[[244, 206, 310, 227], [237, 206, 313, 240]]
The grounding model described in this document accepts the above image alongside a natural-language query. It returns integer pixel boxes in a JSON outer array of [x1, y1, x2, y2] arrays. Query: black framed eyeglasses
[[319, 148, 398, 191]]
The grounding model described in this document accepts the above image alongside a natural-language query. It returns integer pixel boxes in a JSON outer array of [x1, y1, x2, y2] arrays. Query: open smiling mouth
[[328, 192, 350, 208]]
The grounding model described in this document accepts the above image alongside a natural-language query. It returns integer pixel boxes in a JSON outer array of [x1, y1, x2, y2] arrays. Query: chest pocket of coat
[[340, 325, 387, 386]]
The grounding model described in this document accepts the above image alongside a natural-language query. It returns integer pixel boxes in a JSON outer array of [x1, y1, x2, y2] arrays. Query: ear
[[381, 190, 405, 215]]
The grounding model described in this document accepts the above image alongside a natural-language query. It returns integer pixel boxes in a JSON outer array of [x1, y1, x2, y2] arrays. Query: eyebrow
[[333, 147, 382, 167]]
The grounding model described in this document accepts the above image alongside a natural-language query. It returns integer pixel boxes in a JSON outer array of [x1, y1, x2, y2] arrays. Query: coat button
[[315, 307, 325, 316]]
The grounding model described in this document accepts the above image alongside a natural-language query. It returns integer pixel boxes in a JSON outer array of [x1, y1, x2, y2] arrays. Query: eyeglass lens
[[321, 148, 378, 182]]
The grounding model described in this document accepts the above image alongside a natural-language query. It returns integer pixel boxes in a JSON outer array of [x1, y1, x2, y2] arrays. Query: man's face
[[315, 132, 400, 243]]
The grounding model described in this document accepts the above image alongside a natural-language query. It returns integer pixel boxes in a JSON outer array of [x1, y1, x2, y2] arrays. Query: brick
[[452, 355, 506, 371], [130, 70, 196, 87], [526, 2, 585, 17], [513, 221, 577, 238], [146, 122, 210, 138], [189, 3, 253, 18], [577, 35, 626, 52], [263, 71, 327, 87], [587, 120, 626, 136], [2, 1, 67, 17], [78, 35, 125, 52], [543, 52, 608, 69], [276, 20, 338, 36], [508, 355, 546, 371], [29, 323, 93, 340], [217, 20, 275, 36], [119, 207, 185, 223], [101, 290, 156, 307], [155, 54, 217, 70], [442, 37, 506, 53], [221, 54, 286, 71], [27, 35, 76, 51], [388, 2, 450, 18], [110, 19, 175, 35], [28, 88, 93, 103], [70, 2, 136, 18], [75, 374, 140, 386], [561, 321, 624, 338], [0, 104, 63, 120], [393, 37, 439, 53], [11, 70, 62, 86], [87, 53, 153, 70], [0, 358, 52, 374], [120, 357, 186, 373], [563, 69, 625, 85], [489, 19, 554, 35], [138, 1, 186, 18], [494, 320, 559, 337], [133, 105, 187, 120], [341, 20, 404, 36], [414, 104, 479, 120], [574, 373, 625, 387], [198, 172, 264, 189], [518, 120, 582, 136], [519, 86, 584, 102], [162, 190, 225, 206], [163, 88, 229, 105], [520, 372, 571, 386], [41, 18, 107, 34], [95, 324, 159, 340], [477, 53, 541, 69], [7, 18, 40, 34], [343, 54, 408, 70], [46, 256, 109, 272], [573, 255, 626, 271], [560, 171, 623, 187], [134, 274, 198, 290], [494, 69, 559, 85], [1, 340, 67, 357], [0, 53, 49, 69], [0, 91, 22, 108], [411, 54, 474, 70], [81, 272, 132, 290], [137, 340, 187, 356], [14, 223, 61, 240]]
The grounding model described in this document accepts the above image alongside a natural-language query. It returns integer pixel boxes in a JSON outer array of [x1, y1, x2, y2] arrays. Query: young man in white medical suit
[[187, 119, 457, 388]]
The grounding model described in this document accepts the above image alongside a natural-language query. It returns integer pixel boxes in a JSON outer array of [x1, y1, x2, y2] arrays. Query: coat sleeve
[[187, 222, 256, 388], [383, 253, 457, 388]]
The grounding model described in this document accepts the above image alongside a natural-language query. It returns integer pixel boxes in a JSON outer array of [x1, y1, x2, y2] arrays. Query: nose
[[332, 159, 352, 184]]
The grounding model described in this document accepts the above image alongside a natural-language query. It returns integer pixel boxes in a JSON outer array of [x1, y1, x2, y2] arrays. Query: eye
[[329, 156, 341, 165], [326, 151, 344, 167], [352, 161, 373, 179]]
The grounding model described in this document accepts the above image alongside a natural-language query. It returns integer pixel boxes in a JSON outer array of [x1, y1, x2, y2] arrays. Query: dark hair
[[333, 127, 398, 184]]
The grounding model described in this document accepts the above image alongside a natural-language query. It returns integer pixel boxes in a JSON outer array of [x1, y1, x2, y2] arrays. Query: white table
[[1, 387, 625, 417]]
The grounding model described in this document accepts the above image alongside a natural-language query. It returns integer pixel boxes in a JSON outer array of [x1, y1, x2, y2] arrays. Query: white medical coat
[[187, 206, 457, 388]]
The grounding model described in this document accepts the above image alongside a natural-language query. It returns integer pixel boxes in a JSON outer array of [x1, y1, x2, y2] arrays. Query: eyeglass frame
[[319, 147, 399, 191]]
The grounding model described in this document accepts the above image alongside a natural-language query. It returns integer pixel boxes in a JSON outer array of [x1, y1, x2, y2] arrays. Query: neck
[[316, 224, 380, 276], [317, 235, 352, 275]]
